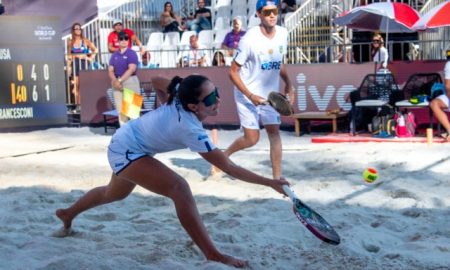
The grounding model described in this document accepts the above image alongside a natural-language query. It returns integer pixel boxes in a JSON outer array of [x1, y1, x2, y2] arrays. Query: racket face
[[267, 92, 293, 116], [292, 198, 340, 245]]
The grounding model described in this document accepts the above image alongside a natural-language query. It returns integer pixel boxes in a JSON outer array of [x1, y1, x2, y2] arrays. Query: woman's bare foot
[[208, 254, 248, 268], [55, 208, 73, 229]]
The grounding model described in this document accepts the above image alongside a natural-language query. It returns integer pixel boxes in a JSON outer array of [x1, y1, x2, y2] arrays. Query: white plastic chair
[[198, 30, 214, 48], [214, 16, 230, 30], [215, 0, 231, 8], [163, 31, 180, 46], [146, 32, 164, 50], [213, 29, 228, 48]]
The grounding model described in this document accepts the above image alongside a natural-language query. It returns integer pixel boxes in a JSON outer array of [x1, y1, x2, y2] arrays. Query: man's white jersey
[[233, 25, 288, 99]]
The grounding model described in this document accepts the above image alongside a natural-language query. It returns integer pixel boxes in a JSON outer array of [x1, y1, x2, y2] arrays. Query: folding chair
[[350, 73, 401, 135]]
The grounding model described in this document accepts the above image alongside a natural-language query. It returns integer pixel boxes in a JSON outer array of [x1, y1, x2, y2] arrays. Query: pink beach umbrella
[[334, 1, 420, 48], [413, 1, 450, 30]]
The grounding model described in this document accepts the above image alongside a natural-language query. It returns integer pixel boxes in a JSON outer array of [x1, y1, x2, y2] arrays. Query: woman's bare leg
[[56, 173, 136, 229], [119, 156, 247, 268]]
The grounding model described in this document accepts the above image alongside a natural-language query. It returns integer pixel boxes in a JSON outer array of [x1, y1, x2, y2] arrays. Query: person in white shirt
[[224, 0, 294, 180], [54, 74, 289, 268], [178, 34, 209, 67], [371, 33, 389, 71], [430, 50, 450, 141]]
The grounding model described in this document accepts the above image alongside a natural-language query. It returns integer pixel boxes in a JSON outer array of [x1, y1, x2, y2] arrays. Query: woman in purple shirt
[[108, 31, 140, 126]]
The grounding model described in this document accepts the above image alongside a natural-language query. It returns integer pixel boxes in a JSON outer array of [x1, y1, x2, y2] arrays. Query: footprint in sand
[[388, 189, 417, 200], [84, 212, 116, 222], [362, 241, 380, 253], [402, 208, 421, 218]]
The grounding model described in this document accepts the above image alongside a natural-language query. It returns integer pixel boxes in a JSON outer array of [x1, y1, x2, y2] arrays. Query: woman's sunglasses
[[261, 8, 279, 17], [372, 39, 381, 43], [200, 88, 220, 107], [119, 36, 129, 41]]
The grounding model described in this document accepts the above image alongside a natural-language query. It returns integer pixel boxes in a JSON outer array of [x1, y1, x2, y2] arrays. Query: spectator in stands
[[66, 22, 97, 105], [281, 0, 296, 14], [224, 0, 294, 180], [430, 50, 450, 141], [371, 33, 388, 71], [212, 51, 226, 66], [221, 17, 246, 57], [108, 31, 140, 126], [178, 34, 209, 67], [108, 19, 146, 57], [139, 51, 158, 69], [187, 0, 212, 33], [160, 1, 184, 33]]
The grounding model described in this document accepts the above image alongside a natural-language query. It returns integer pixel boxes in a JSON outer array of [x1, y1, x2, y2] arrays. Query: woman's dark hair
[[70, 22, 84, 40], [164, 1, 176, 18], [212, 51, 225, 66], [167, 75, 209, 112]]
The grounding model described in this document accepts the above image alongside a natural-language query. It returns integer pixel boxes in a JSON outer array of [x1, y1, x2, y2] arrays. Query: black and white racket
[[283, 185, 340, 245], [263, 92, 294, 116]]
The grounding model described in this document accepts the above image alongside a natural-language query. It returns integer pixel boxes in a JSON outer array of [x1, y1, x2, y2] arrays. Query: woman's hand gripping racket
[[263, 92, 294, 116], [282, 185, 340, 245]]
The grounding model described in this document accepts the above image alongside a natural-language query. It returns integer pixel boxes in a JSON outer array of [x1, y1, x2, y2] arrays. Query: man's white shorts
[[436, 94, 449, 108], [235, 94, 281, 129]]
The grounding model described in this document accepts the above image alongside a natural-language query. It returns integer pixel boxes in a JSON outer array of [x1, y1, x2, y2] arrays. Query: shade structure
[[334, 2, 420, 33], [413, 1, 450, 30]]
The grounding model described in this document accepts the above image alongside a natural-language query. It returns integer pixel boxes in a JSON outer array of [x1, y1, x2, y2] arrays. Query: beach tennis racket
[[282, 185, 340, 245], [263, 92, 294, 116]]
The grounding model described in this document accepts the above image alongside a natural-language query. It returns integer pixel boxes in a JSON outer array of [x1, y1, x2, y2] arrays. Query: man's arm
[[132, 34, 146, 55]]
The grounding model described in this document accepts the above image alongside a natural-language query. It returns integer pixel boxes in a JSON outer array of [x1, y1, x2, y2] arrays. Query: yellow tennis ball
[[363, 167, 378, 183]]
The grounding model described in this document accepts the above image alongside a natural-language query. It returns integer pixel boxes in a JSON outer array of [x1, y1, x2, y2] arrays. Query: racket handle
[[282, 185, 297, 200]]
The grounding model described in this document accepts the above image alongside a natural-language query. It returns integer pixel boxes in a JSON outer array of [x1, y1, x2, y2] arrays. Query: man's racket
[[263, 92, 294, 116], [282, 185, 340, 245]]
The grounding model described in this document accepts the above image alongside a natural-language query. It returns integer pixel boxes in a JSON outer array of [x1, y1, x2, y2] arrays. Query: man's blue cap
[[256, 0, 278, 11]]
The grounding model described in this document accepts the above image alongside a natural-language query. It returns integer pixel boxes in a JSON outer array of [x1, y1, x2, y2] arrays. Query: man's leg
[[224, 127, 260, 157], [265, 124, 282, 179], [430, 98, 450, 136]]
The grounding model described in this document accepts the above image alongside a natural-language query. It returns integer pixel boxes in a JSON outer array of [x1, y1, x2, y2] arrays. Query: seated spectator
[[178, 34, 209, 67], [221, 17, 246, 57], [212, 51, 226, 66], [281, 0, 297, 14], [139, 51, 158, 69], [66, 22, 97, 105], [187, 0, 212, 33], [430, 50, 450, 141], [160, 1, 184, 33], [108, 31, 140, 126], [108, 19, 146, 57]]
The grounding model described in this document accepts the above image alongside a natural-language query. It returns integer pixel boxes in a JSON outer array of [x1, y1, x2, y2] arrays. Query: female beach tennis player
[[55, 74, 289, 268]]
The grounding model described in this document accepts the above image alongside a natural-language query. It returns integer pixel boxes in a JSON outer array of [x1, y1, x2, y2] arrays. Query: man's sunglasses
[[261, 8, 279, 17], [200, 88, 220, 107], [372, 39, 381, 43], [119, 36, 129, 41]]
